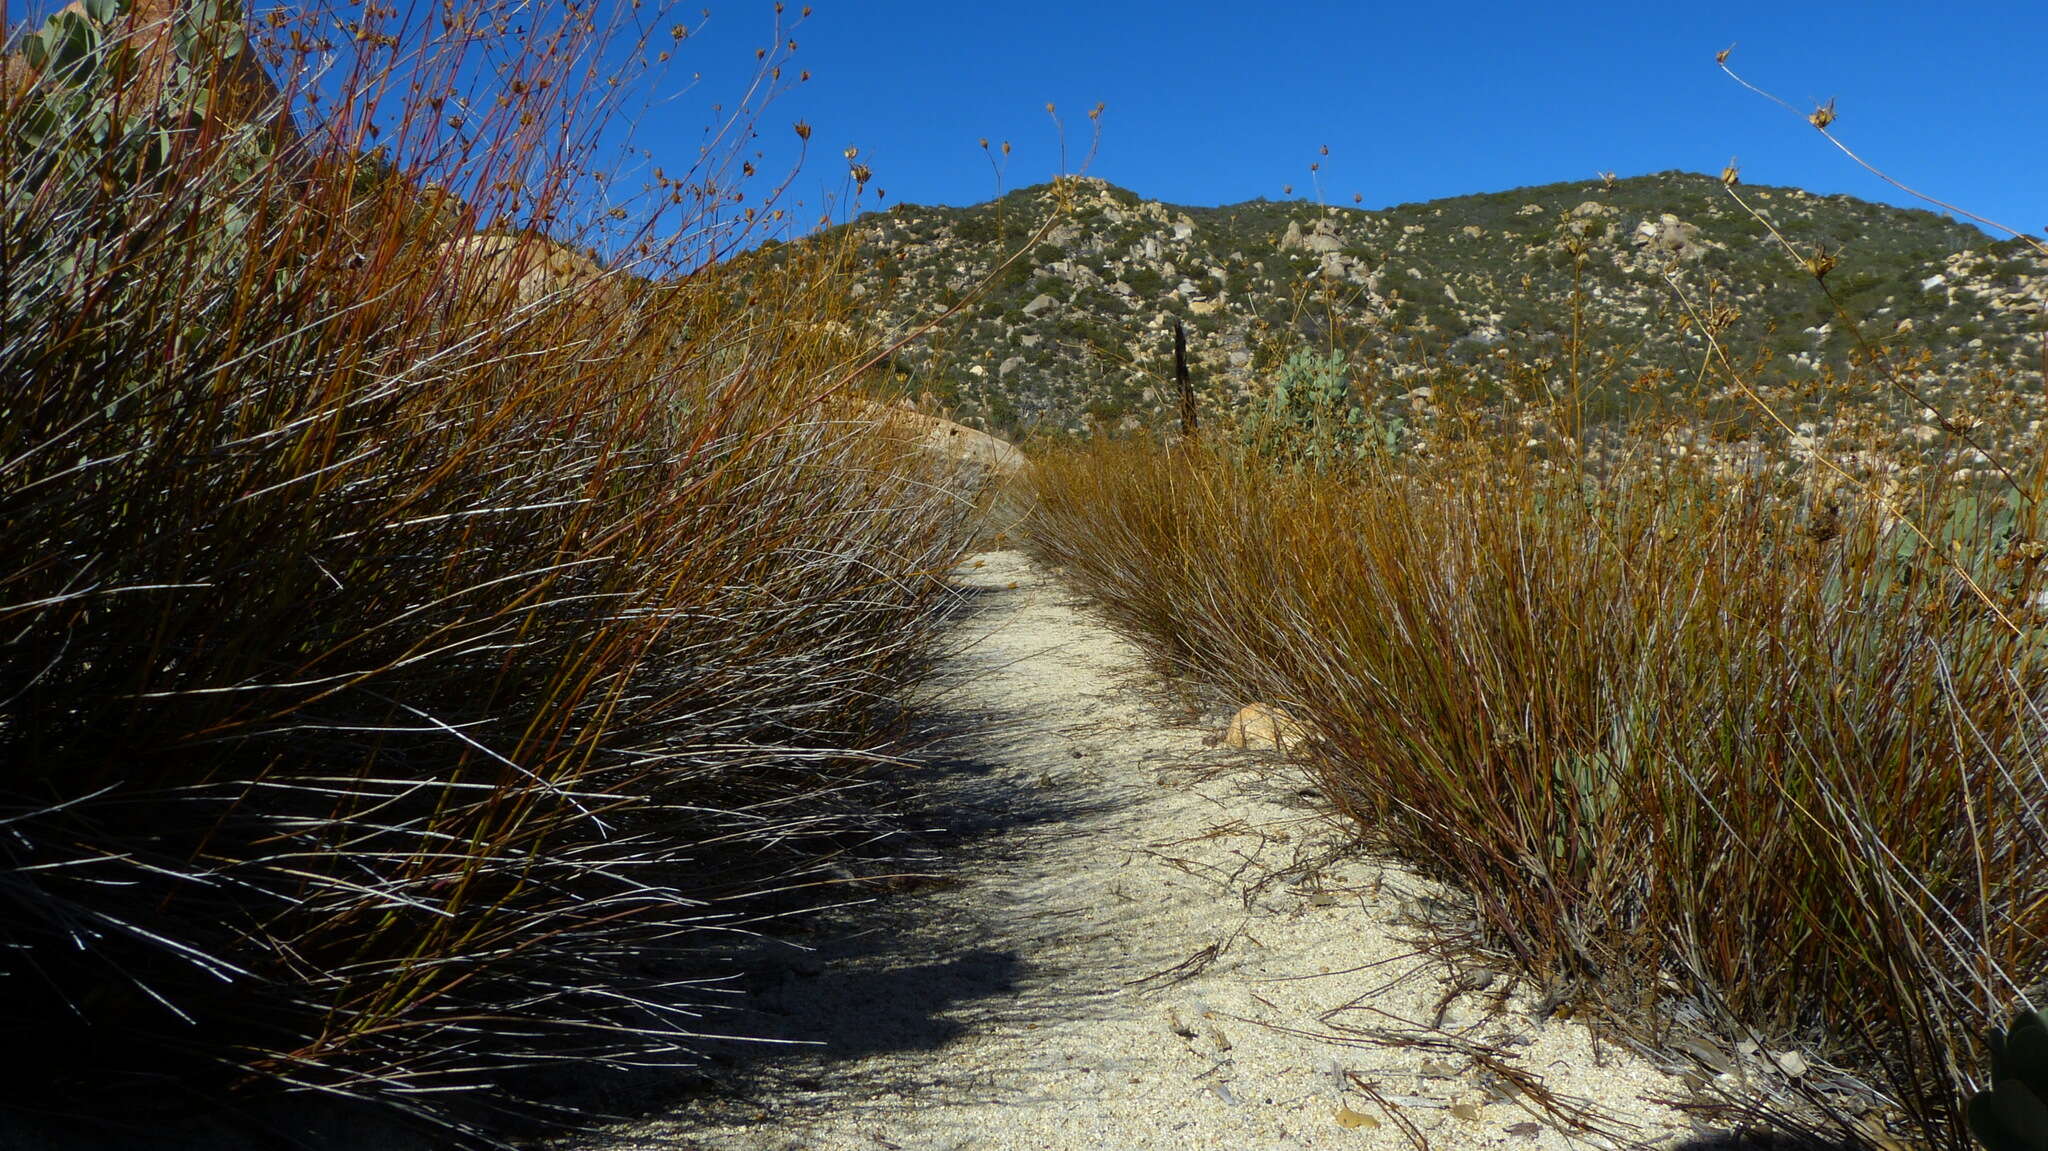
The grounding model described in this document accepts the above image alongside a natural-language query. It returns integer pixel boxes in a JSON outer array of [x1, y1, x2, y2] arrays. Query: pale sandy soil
[[565, 551, 1706, 1151]]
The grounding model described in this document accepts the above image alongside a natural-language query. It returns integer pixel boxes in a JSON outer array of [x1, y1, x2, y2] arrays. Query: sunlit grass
[[1028, 414, 2048, 1150]]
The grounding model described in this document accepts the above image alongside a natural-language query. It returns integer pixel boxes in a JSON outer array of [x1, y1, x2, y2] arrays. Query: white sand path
[[575, 550, 1699, 1151]]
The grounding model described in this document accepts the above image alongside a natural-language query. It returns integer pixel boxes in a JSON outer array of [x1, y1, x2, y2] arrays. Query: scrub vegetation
[[1025, 170, 2048, 1150], [0, 0, 980, 1140]]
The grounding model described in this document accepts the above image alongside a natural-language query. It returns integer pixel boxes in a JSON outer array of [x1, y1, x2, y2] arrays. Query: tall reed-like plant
[[0, 0, 978, 1135], [1030, 428, 2048, 1151]]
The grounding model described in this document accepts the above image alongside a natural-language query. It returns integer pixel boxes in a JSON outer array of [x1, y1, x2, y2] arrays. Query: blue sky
[[638, 0, 2045, 239], [10, 1, 2036, 239]]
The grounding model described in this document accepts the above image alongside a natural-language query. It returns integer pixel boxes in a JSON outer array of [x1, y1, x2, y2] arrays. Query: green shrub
[[1234, 348, 1399, 471], [985, 386, 1021, 433], [1121, 263, 1166, 298]]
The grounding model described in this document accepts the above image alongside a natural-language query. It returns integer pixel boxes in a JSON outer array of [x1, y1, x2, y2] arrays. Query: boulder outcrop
[[432, 232, 617, 311], [855, 400, 1028, 485]]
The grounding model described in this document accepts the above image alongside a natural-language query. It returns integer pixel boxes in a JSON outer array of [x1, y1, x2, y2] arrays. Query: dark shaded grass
[[1028, 434, 2048, 1150], [0, 0, 989, 1140]]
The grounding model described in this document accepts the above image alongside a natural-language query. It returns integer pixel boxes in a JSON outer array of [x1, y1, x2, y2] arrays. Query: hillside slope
[[825, 173, 2045, 443]]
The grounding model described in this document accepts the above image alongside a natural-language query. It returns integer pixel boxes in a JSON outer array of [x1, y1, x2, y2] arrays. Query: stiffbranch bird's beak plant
[[0, 0, 980, 1140]]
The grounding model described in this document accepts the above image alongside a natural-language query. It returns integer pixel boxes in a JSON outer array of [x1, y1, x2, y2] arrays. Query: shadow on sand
[[1, 577, 1122, 1150]]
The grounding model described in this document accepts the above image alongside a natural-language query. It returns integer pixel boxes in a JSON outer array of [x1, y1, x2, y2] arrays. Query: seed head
[[1802, 245, 1837, 280], [1806, 502, 1841, 546]]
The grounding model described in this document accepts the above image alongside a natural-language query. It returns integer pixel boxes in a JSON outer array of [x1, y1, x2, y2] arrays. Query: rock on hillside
[[434, 232, 624, 311], [858, 400, 1028, 480]]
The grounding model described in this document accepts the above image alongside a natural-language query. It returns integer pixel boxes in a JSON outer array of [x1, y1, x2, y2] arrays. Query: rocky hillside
[[817, 173, 2046, 444]]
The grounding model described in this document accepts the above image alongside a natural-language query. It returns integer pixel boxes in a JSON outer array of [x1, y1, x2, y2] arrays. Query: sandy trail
[[574, 550, 1697, 1151]]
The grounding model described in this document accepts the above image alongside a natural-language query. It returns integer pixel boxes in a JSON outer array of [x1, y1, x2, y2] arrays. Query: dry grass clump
[[1029, 426, 2048, 1150], [0, 0, 979, 1136]]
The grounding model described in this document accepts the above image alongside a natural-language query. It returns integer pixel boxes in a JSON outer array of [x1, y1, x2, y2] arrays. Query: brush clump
[[0, 0, 981, 1137], [1028, 372, 2048, 1151]]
